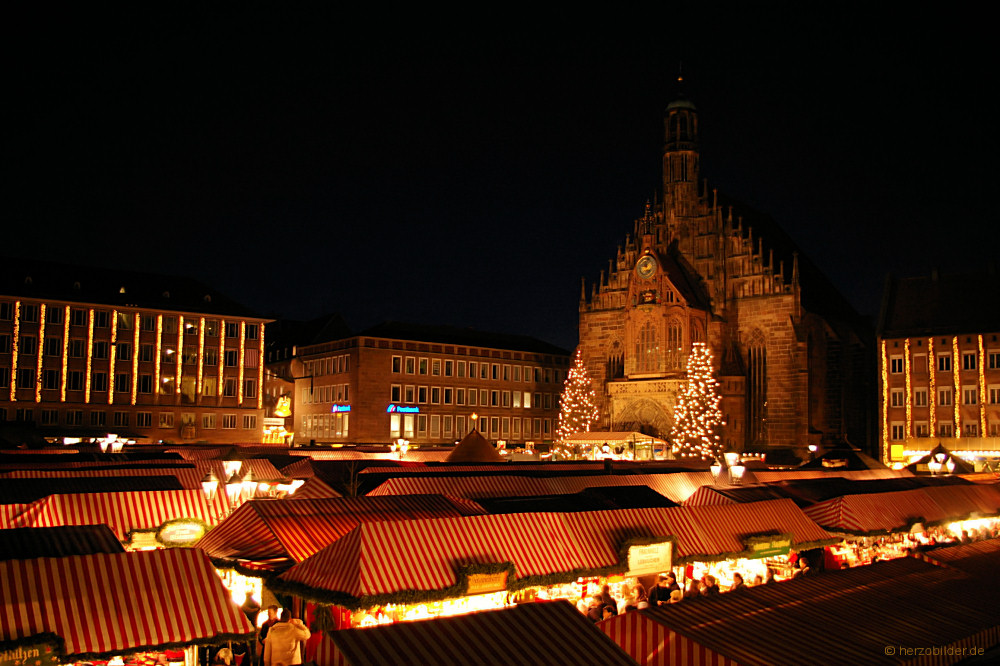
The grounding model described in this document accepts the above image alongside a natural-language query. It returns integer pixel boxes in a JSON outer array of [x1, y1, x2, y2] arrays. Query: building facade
[[578, 93, 871, 457], [284, 322, 569, 446], [0, 259, 269, 445], [878, 271, 1000, 465]]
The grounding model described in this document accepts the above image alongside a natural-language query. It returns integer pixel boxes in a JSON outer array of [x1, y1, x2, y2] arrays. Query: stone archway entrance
[[612, 397, 674, 441]]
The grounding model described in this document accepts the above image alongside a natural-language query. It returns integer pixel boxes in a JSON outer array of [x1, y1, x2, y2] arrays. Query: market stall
[[0, 548, 254, 666], [319, 600, 634, 666], [269, 499, 834, 628]]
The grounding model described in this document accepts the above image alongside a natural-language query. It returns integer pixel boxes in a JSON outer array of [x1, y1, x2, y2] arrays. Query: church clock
[[636, 255, 657, 280]]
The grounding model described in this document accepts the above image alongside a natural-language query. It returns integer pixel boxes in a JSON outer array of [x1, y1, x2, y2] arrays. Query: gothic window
[[635, 322, 658, 373], [665, 318, 683, 370], [607, 340, 625, 379], [746, 331, 768, 447]]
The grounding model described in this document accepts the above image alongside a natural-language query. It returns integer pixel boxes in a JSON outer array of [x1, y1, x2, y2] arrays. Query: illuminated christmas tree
[[553, 349, 600, 459], [669, 342, 724, 460]]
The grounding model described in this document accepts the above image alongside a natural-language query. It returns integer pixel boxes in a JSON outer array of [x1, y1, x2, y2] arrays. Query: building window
[[0, 367, 9, 389], [222, 414, 237, 429], [989, 351, 1000, 370], [523, 392, 531, 408], [418, 358, 428, 375], [65, 410, 83, 426], [457, 361, 466, 378], [889, 356, 904, 373], [491, 364, 499, 380], [0, 302, 12, 320], [456, 388, 465, 406], [203, 414, 217, 429], [67, 371, 84, 391], [964, 423, 979, 436], [17, 368, 35, 389], [225, 322, 239, 338], [391, 384, 401, 402], [963, 353, 977, 371], [443, 388, 452, 405], [158, 412, 174, 428], [912, 354, 927, 373], [915, 422, 929, 437], [94, 311, 109, 328], [418, 386, 428, 404], [90, 411, 106, 427], [939, 423, 953, 437], [963, 387, 977, 405], [445, 360, 453, 377], [480, 389, 488, 406], [491, 390, 499, 407], [989, 386, 1000, 404], [224, 350, 238, 367], [44, 337, 61, 357], [913, 388, 927, 407], [40, 409, 59, 425], [136, 412, 152, 428], [636, 321, 659, 373], [417, 414, 427, 436], [0, 335, 9, 354], [430, 414, 440, 438], [43, 369, 60, 390], [223, 378, 237, 397], [245, 323, 259, 339], [502, 365, 510, 381], [20, 336, 37, 356], [502, 390, 510, 408], [243, 379, 257, 399], [432, 359, 441, 376], [404, 385, 415, 403], [405, 357, 415, 374], [937, 354, 952, 372], [890, 389, 904, 408], [890, 423, 904, 440], [243, 414, 257, 430], [939, 388, 952, 406], [469, 362, 478, 378], [513, 391, 521, 408], [431, 387, 440, 404], [392, 356, 402, 373], [491, 417, 499, 436], [113, 412, 129, 427]]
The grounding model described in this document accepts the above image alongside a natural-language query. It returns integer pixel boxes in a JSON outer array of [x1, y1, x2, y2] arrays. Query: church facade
[[578, 95, 871, 458]]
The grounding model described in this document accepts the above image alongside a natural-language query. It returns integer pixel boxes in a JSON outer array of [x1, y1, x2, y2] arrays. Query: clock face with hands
[[636, 255, 657, 280]]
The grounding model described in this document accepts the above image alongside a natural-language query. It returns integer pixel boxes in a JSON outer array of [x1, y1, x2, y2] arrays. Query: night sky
[[8, 9, 997, 352]]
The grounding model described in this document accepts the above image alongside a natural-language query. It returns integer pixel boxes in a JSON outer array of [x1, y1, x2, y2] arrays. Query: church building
[[578, 92, 871, 458]]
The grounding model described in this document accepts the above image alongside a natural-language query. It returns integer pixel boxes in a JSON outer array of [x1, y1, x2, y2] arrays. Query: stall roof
[[599, 556, 1000, 666], [10, 489, 228, 541], [0, 525, 125, 560], [0, 476, 185, 503], [0, 548, 253, 660], [324, 600, 635, 666], [444, 429, 503, 463], [196, 495, 487, 572], [275, 499, 832, 608], [917, 537, 1000, 579], [804, 485, 1000, 534]]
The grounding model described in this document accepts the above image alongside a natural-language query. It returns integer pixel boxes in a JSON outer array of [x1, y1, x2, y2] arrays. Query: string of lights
[[554, 349, 599, 445], [669, 342, 724, 461]]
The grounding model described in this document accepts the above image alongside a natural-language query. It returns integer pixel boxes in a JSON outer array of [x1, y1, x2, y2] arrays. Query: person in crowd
[[241, 592, 261, 666], [729, 572, 747, 592], [669, 589, 684, 603], [617, 584, 634, 614], [212, 648, 233, 666], [601, 605, 616, 621], [702, 575, 720, 596], [586, 595, 605, 623], [649, 572, 680, 607], [263, 609, 311, 666], [258, 605, 280, 665], [792, 556, 811, 577], [961, 530, 973, 545], [634, 582, 649, 609], [599, 584, 617, 616], [576, 594, 590, 614], [765, 569, 777, 584], [752, 574, 764, 586]]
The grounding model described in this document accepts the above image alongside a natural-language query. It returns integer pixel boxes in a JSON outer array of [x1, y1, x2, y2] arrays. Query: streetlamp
[[225, 471, 244, 507], [390, 438, 410, 459], [710, 460, 722, 480], [201, 471, 220, 501]]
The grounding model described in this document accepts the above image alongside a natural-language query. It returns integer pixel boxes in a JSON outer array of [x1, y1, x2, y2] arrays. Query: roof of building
[[0, 525, 125, 560], [265, 313, 352, 351], [878, 269, 1000, 338], [445, 429, 504, 463], [0, 257, 264, 318], [357, 321, 570, 356]]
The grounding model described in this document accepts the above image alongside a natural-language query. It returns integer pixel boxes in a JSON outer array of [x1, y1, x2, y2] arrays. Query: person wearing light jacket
[[263, 611, 311, 666]]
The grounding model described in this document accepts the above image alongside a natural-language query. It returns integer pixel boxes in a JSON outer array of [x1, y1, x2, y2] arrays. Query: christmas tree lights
[[669, 342, 724, 460], [553, 349, 599, 459]]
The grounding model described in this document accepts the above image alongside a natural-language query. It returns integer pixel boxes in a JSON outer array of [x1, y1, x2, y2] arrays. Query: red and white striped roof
[[290, 477, 343, 500], [196, 496, 487, 571], [598, 610, 737, 666], [0, 548, 253, 659], [11, 489, 229, 541], [0, 503, 31, 528], [0, 459, 285, 488], [278, 499, 832, 605], [803, 485, 1000, 534], [323, 600, 635, 666]]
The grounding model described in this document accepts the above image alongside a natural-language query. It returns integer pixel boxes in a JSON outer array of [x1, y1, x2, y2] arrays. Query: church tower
[[577, 86, 872, 460]]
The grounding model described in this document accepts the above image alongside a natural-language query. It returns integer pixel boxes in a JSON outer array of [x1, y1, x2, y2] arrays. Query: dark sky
[[7, 8, 997, 351]]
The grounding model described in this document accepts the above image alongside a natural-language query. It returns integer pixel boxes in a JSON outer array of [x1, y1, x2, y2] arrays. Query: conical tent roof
[[446, 429, 503, 463]]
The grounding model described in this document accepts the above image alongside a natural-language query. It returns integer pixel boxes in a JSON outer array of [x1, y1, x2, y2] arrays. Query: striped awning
[[196, 496, 487, 572], [0, 503, 31, 528], [0, 548, 254, 659], [803, 486, 999, 534], [598, 611, 737, 666], [11, 489, 229, 541], [291, 477, 343, 500], [599, 555, 1000, 666], [358, 463, 605, 474], [324, 600, 635, 666], [276, 500, 833, 607]]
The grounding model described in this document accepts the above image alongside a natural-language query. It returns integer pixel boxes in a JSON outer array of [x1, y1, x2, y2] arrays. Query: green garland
[[0, 632, 64, 658], [0, 630, 254, 663], [155, 517, 211, 547]]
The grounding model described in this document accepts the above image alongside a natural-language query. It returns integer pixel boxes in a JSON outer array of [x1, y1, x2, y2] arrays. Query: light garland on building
[[9, 301, 19, 402], [904, 338, 912, 439], [880, 340, 888, 460], [154, 315, 163, 404], [176, 315, 184, 396], [35, 304, 46, 403], [197, 317, 205, 399], [108, 309, 117, 404], [979, 334, 987, 437], [131, 313, 140, 405], [928, 338, 936, 436], [218, 320, 226, 406], [60, 306, 70, 402], [952, 337, 960, 438], [238, 320, 246, 405], [84, 309, 95, 404], [258, 327, 265, 410], [553, 349, 600, 452], [669, 342, 724, 461]]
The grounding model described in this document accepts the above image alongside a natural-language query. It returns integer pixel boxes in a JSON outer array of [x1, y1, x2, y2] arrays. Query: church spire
[[663, 74, 700, 219]]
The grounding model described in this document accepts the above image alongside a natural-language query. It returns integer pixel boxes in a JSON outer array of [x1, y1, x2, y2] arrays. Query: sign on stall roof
[[627, 540, 673, 577]]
